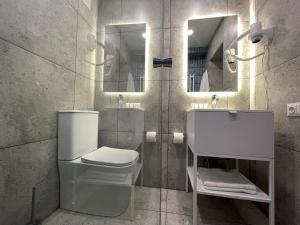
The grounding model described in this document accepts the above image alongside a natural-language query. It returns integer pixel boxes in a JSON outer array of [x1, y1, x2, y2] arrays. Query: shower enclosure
[[92, 0, 249, 224], [93, 1, 167, 223]]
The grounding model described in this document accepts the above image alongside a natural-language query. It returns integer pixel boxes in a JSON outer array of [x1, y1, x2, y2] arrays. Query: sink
[[186, 109, 274, 159]]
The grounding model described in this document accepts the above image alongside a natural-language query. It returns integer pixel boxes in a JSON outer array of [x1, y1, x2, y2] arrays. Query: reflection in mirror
[[103, 24, 146, 92], [187, 16, 238, 92]]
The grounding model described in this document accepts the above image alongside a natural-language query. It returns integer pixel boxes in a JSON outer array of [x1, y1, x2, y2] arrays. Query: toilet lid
[[81, 146, 139, 167]]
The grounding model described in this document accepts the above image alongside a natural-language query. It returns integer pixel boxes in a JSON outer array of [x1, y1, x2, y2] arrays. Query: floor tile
[[135, 186, 161, 211], [42, 207, 160, 225], [81, 214, 106, 225], [166, 190, 193, 216], [165, 190, 247, 225], [165, 213, 192, 225], [42, 209, 90, 225], [42, 188, 262, 225], [196, 196, 245, 225], [105, 209, 160, 225], [134, 210, 161, 225]]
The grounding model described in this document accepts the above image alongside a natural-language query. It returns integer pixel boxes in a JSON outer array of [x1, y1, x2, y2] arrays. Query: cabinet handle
[[228, 110, 238, 114]]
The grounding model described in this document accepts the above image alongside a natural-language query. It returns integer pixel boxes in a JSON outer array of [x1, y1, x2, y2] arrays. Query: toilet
[[58, 110, 141, 217]]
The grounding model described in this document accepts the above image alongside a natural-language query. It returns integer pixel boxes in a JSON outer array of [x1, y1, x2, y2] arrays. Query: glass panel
[[168, 0, 251, 224], [94, 0, 164, 224]]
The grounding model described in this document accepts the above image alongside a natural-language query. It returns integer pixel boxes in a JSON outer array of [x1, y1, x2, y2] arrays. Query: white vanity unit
[[186, 109, 274, 225]]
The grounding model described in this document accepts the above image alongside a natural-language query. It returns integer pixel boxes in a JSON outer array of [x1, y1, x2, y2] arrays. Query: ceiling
[[188, 17, 223, 48], [106, 24, 146, 51], [122, 31, 145, 51]]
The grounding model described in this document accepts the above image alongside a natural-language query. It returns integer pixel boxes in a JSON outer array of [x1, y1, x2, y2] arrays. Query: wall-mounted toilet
[[58, 110, 141, 217]]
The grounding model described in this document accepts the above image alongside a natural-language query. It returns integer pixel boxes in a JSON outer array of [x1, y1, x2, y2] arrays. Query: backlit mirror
[[187, 16, 238, 92], [103, 24, 146, 92]]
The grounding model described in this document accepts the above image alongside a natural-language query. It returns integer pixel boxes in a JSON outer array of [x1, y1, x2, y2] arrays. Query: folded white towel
[[198, 168, 257, 194], [203, 186, 257, 195]]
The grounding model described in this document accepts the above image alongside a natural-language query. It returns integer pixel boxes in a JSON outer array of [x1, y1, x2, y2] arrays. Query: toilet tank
[[58, 110, 99, 160]]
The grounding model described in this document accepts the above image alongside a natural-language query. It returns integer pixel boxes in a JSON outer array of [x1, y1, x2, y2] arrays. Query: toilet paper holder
[[146, 131, 157, 143], [173, 132, 184, 144]]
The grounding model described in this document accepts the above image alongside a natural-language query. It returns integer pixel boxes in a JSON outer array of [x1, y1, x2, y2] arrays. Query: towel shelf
[[186, 109, 274, 225], [187, 167, 271, 203], [186, 149, 274, 225]]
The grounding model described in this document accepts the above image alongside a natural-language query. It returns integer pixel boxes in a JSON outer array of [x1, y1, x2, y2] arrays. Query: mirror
[[187, 16, 238, 92], [103, 24, 146, 92]]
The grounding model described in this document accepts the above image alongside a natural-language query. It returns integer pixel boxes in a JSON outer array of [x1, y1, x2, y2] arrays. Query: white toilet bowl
[[58, 111, 141, 217]]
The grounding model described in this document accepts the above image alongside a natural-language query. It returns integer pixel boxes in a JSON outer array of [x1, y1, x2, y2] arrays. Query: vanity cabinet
[[186, 109, 274, 225], [187, 110, 274, 159]]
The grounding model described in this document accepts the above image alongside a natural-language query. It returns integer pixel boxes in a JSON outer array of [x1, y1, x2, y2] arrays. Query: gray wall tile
[[76, 16, 97, 79], [256, 0, 300, 71], [66, 0, 79, 10], [117, 131, 142, 150], [170, 0, 228, 28], [161, 134, 168, 189], [254, 0, 300, 223], [0, 1, 97, 224], [161, 81, 169, 134], [0, 139, 59, 225], [167, 134, 186, 190], [97, 0, 122, 27], [99, 109, 118, 131], [118, 109, 144, 132], [98, 109, 144, 150], [143, 141, 162, 188], [228, 0, 250, 22], [0, 39, 75, 148], [274, 146, 300, 225], [79, 0, 98, 30], [120, 0, 163, 29], [98, 131, 118, 148], [74, 75, 95, 110], [0, 0, 78, 71]]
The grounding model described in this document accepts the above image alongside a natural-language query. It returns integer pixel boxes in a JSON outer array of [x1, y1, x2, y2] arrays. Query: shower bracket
[[153, 58, 172, 68]]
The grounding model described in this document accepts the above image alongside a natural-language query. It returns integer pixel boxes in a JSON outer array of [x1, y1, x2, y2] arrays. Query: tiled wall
[[251, 0, 300, 224], [98, 108, 144, 150], [94, 0, 250, 190], [0, 0, 298, 224], [0, 0, 97, 224]]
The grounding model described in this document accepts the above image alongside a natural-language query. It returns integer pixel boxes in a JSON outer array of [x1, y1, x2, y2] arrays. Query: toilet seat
[[81, 146, 139, 167]]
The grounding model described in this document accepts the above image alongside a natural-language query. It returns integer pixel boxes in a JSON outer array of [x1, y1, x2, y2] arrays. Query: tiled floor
[[42, 187, 265, 225]]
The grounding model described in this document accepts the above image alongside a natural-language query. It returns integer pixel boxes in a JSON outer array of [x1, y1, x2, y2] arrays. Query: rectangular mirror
[[103, 23, 146, 92], [187, 16, 238, 92]]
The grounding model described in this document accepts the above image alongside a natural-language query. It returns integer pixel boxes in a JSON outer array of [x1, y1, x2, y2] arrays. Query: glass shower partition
[[93, 0, 252, 224], [94, 0, 165, 224]]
